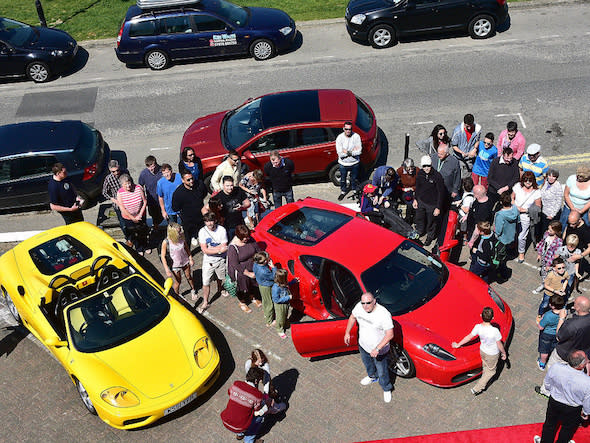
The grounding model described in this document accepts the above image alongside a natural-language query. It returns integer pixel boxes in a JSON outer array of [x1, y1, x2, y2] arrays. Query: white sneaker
[[191, 237, 198, 247], [383, 390, 392, 403], [533, 437, 540, 443], [360, 376, 378, 386]]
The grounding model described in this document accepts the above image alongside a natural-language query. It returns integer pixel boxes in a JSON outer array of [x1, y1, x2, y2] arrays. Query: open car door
[[291, 318, 357, 358]]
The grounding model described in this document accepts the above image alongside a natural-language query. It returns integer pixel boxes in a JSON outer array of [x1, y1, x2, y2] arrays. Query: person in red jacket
[[221, 367, 268, 442]]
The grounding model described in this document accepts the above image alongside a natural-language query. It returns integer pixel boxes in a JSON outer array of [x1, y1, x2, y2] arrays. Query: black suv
[[0, 121, 110, 211], [345, 0, 509, 48]]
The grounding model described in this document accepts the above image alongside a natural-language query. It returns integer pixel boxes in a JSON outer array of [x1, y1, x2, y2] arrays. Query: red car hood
[[397, 265, 507, 346], [182, 111, 227, 158]]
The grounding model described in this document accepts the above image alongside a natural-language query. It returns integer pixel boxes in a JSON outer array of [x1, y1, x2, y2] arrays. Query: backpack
[[491, 239, 507, 266]]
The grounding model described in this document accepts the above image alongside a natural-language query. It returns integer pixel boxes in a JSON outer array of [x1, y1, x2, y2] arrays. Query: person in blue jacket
[[272, 269, 293, 339], [372, 166, 398, 206], [253, 251, 277, 327], [493, 191, 519, 280]]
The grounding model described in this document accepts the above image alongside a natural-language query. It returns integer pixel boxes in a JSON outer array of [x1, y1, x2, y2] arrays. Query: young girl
[[534, 220, 563, 293], [244, 349, 286, 414], [160, 222, 196, 299], [272, 269, 292, 339], [253, 251, 276, 327], [239, 169, 268, 228]]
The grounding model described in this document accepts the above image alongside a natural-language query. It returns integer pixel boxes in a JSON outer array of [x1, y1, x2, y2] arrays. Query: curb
[[64, 0, 585, 49]]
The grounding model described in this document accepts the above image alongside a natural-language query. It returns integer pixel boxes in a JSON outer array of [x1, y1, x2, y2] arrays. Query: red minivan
[[181, 89, 381, 188]]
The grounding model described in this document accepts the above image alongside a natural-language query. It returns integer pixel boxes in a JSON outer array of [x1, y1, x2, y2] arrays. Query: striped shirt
[[519, 154, 549, 186], [117, 185, 144, 219]]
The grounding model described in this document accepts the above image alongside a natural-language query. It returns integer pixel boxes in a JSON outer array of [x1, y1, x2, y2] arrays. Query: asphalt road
[[1, 2, 590, 441]]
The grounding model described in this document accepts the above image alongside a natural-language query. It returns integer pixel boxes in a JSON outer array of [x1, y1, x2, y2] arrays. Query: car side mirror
[[45, 337, 68, 348], [163, 277, 174, 295]]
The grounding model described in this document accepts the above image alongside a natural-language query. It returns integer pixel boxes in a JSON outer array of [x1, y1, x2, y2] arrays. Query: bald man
[[535, 350, 590, 443], [562, 211, 590, 272], [537, 296, 590, 397]]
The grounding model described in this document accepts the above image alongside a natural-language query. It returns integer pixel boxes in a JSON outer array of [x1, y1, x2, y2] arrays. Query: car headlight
[[423, 343, 456, 361], [279, 26, 292, 36], [51, 49, 65, 57], [350, 14, 366, 25], [101, 387, 139, 407], [488, 286, 506, 313], [194, 336, 213, 369]]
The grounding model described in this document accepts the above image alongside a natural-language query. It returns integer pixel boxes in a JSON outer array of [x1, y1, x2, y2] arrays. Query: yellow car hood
[[93, 316, 193, 399]]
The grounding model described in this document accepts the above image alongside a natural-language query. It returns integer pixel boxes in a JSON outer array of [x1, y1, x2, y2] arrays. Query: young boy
[[470, 221, 496, 282], [452, 307, 507, 395], [555, 234, 582, 299], [535, 294, 565, 370], [538, 257, 568, 317], [453, 176, 475, 235]]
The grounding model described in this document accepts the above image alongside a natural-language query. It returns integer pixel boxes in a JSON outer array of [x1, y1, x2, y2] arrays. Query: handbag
[[223, 274, 237, 297]]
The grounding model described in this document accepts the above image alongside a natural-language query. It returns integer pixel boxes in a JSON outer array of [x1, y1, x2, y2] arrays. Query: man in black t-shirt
[[467, 185, 495, 241], [48, 163, 84, 225], [263, 151, 295, 208], [563, 211, 590, 277], [216, 175, 251, 240], [172, 171, 207, 246]]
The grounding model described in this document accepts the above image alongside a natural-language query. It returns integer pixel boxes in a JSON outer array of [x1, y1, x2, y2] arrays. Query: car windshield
[[29, 235, 92, 275], [268, 207, 352, 246], [0, 17, 35, 46], [200, 0, 248, 27], [222, 98, 262, 150], [361, 241, 448, 316], [67, 275, 170, 353]]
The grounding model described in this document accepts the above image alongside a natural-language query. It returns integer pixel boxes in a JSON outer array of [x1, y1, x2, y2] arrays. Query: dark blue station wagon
[[115, 0, 296, 69]]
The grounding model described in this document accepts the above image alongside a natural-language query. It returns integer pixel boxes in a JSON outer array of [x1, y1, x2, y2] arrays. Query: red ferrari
[[252, 198, 513, 387], [181, 89, 381, 188]]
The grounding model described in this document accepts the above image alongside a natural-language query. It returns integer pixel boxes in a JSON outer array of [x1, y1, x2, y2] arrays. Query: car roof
[[259, 89, 358, 129], [257, 198, 403, 274], [0, 120, 84, 158]]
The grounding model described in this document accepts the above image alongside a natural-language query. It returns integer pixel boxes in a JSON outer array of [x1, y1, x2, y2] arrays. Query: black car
[[115, 0, 296, 69], [345, 0, 509, 48], [0, 17, 78, 83], [0, 121, 110, 211]]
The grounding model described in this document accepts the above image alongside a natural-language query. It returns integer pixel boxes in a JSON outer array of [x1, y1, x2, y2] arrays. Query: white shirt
[[336, 132, 362, 167], [198, 225, 228, 264], [471, 323, 502, 355], [352, 302, 394, 354], [513, 182, 541, 221]]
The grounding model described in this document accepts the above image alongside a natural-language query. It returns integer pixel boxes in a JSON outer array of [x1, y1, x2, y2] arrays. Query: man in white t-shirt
[[453, 307, 507, 395], [344, 292, 394, 403], [197, 212, 228, 314], [336, 122, 363, 201]]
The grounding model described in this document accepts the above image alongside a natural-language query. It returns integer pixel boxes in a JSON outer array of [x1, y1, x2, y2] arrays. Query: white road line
[[411, 121, 434, 125], [201, 311, 283, 362], [150, 147, 172, 151], [0, 230, 42, 243], [495, 112, 526, 128]]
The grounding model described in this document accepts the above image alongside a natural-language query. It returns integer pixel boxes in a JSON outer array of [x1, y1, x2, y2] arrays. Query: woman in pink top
[[117, 174, 149, 254], [160, 222, 196, 299]]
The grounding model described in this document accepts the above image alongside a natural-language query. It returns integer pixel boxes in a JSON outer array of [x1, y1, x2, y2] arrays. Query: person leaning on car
[[48, 162, 84, 225]]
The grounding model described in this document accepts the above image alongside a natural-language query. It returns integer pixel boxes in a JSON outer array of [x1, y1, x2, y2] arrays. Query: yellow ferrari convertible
[[0, 222, 220, 429]]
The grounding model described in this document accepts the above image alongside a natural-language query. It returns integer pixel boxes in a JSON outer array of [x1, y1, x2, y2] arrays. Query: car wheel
[[145, 50, 169, 70], [26, 61, 51, 83], [369, 25, 396, 49], [389, 345, 416, 378], [250, 39, 275, 61], [468, 14, 495, 39], [76, 379, 98, 415], [328, 164, 341, 187], [2, 288, 22, 324]]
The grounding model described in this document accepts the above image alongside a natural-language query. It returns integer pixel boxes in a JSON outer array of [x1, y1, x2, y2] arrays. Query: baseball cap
[[363, 183, 377, 194], [527, 143, 541, 155], [420, 155, 432, 167]]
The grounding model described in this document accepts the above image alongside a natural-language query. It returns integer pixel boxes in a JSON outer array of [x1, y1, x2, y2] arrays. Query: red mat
[[363, 423, 590, 443]]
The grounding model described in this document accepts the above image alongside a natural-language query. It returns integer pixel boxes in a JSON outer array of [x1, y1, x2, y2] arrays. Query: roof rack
[[137, 0, 200, 9]]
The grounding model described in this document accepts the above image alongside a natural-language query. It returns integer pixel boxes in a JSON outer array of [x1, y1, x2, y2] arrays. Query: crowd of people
[[45, 116, 590, 443]]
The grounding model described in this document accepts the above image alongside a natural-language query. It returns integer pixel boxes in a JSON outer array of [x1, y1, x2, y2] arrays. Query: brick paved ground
[[1, 181, 588, 442]]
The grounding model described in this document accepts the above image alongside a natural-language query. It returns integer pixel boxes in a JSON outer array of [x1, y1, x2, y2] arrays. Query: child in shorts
[[535, 294, 565, 370], [538, 257, 568, 317], [555, 233, 581, 299]]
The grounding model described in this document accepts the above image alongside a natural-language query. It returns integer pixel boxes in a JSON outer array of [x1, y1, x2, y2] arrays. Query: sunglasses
[[360, 300, 374, 305]]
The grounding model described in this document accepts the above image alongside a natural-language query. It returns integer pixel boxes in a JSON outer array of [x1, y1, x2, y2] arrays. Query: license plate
[[164, 392, 197, 416]]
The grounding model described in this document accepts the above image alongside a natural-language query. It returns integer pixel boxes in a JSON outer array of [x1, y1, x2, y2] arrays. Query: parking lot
[[1, 179, 588, 442]]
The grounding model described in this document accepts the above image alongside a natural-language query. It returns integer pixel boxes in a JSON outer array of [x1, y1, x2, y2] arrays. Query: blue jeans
[[339, 163, 360, 193], [560, 205, 589, 227], [469, 257, 490, 283], [359, 346, 392, 392], [273, 189, 294, 208], [239, 415, 264, 443]]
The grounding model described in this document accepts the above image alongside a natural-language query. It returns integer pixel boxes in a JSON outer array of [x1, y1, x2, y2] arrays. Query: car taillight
[[117, 24, 124, 47], [496, 0, 506, 5], [83, 163, 97, 180]]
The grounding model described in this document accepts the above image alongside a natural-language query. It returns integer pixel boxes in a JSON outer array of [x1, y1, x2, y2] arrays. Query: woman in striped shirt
[[117, 174, 149, 255]]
